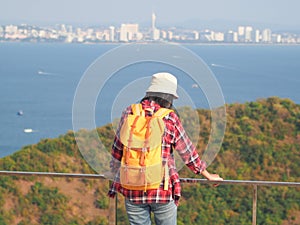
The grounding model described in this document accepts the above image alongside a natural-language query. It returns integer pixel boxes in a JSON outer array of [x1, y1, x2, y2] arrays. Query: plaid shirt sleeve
[[168, 112, 207, 174]]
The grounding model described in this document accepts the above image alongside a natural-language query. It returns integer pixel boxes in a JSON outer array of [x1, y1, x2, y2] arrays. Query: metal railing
[[0, 170, 299, 225]]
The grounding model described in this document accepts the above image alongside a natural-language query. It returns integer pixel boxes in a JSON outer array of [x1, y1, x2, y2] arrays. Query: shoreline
[[1, 40, 300, 46]]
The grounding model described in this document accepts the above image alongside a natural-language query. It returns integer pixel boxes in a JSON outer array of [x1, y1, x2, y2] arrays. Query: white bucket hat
[[146, 72, 179, 99]]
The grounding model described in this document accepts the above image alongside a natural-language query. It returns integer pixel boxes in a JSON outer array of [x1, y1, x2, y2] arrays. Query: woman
[[108, 72, 223, 225]]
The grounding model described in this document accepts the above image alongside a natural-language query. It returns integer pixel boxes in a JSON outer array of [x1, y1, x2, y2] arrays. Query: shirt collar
[[141, 99, 161, 112]]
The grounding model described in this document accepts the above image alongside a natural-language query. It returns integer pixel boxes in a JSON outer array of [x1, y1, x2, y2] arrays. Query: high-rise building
[[238, 26, 245, 36], [119, 24, 128, 42], [271, 34, 281, 43], [167, 31, 173, 40], [275, 34, 282, 43], [151, 12, 160, 40], [262, 29, 272, 43], [226, 30, 235, 42], [160, 30, 167, 39], [60, 24, 67, 34], [238, 26, 245, 42], [255, 30, 260, 43], [245, 26, 253, 42], [193, 31, 199, 40], [119, 24, 142, 42], [109, 26, 115, 42], [214, 32, 224, 42]]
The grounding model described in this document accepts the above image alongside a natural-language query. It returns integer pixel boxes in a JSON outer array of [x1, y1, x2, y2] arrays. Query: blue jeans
[[125, 199, 177, 225]]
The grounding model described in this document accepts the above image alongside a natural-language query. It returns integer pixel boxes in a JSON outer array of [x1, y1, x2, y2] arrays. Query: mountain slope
[[0, 97, 299, 225]]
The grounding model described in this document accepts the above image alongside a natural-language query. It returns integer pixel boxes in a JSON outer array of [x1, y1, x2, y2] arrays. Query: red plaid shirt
[[108, 100, 207, 205]]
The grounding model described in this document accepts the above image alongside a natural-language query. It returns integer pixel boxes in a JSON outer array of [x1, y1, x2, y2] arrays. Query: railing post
[[116, 194, 118, 225], [108, 195, 117, 225], [252, 185, 257, 225], [108, 180, 117, 225]]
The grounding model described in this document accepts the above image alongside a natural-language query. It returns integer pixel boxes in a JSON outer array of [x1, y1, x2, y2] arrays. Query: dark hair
[[140, 93, 180, 117], [143, 92, 175, 108], [141, 96, 172, 109]]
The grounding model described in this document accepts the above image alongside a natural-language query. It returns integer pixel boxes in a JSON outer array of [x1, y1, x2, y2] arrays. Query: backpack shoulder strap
[[153, 107, 173, 191], [154, 107, 173, 119], [131, 104, 144, 116]]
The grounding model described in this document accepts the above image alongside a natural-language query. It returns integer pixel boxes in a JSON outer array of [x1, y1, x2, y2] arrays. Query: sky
[[1, 0, 300, 30]]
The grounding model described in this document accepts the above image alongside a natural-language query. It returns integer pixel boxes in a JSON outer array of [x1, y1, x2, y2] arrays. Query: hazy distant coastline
[[1, 19, 300, 45]]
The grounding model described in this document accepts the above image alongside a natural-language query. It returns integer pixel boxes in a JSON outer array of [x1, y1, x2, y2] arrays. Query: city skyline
[[1, 0, 300, 31], [2, 21, 299, 44]]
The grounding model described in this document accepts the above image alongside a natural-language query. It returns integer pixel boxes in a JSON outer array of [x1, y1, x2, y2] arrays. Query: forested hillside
[[0, 97, 299, 225]]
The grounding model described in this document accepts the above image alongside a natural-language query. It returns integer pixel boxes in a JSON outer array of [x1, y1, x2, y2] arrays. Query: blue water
[[1, 42, 300, 157]]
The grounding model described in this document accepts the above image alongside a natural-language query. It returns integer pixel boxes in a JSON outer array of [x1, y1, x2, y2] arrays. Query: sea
[[1, 42, 300, 157]]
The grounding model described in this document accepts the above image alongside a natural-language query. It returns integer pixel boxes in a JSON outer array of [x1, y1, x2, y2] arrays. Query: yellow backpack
[[119, 103, 173, 191]]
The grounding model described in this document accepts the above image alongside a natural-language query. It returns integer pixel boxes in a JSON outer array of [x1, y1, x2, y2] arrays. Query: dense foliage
[[0, 97, 299, 224]]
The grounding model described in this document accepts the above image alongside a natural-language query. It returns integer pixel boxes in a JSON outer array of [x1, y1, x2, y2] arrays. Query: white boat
[[38, 70, 46, 75], [23, 128, 33, 133]]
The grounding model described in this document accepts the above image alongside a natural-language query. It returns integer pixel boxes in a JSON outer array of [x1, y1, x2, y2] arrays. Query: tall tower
[[152, 12, 156, 30], [151, 12, 160, 40]]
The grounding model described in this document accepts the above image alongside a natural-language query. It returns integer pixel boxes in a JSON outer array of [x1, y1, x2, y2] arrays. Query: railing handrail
[[0, 170, 299, 187], [0, 170, 299, 225], [179, 177, 300, 187], [0, 170, 106, 179]]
